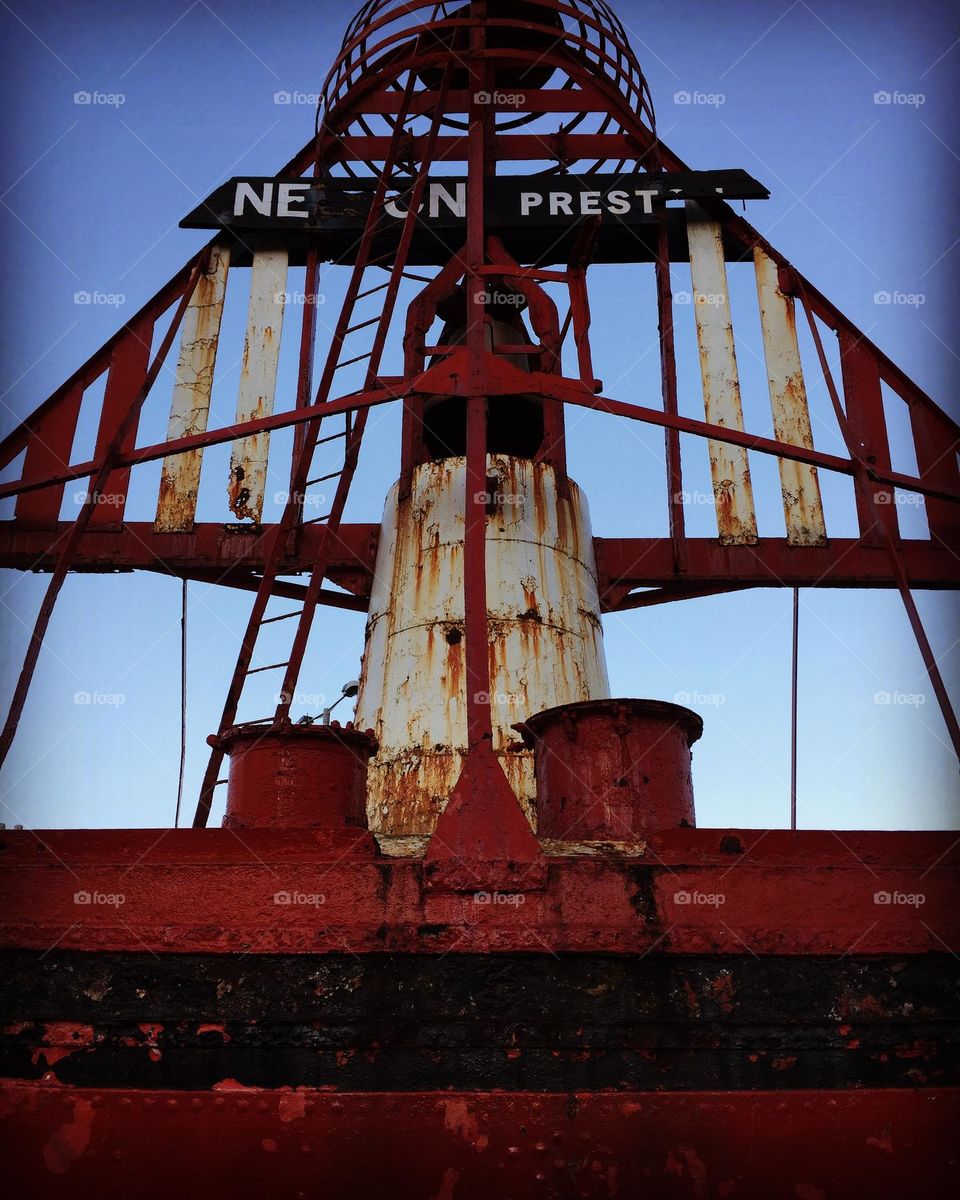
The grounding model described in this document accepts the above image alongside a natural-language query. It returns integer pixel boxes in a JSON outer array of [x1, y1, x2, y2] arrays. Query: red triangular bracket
[[424, 740, 545, 892]]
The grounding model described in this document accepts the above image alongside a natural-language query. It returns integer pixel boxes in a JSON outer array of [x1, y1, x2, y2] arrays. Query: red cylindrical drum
[[517, 699, 702, 839], [212, 722, 378, 830]]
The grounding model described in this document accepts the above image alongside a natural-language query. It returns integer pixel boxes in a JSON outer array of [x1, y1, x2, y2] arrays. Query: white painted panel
[[686, 203, 758, 545], [228, 248, 289, 522], [754, 247, 827, 545], [155, 244, 231, 532]]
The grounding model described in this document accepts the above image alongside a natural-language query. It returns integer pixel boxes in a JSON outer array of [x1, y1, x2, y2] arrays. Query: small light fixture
[[321, 679, 360, 726]]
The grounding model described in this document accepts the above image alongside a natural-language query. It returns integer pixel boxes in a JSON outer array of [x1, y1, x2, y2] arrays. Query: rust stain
[[228, 249, 288, 523], [687, 205, 757, 545], [754, 247, 827, 546], [43, 1098, 95, 1175], [155, 244, 231, 533]]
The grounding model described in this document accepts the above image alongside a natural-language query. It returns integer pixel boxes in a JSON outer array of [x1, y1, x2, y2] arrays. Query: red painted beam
[[0, 829, 956, 956], [0, 522, 379, 592], [1, 1083, 956, 1199], [593, 537, 960, 594], [2, 527, 956, 593]]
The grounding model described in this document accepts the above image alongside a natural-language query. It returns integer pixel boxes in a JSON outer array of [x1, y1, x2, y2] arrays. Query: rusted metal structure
[[1, 1, 958, 1196]]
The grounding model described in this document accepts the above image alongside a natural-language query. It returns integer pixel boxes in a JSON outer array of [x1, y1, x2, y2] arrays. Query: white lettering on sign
[[549, 193, 574, 216], [385, 182, 468, 220], [234, 181, 274, 217], [277, 182, 310, 218], [634, 189, 659, 214], [520, 193, 543, 217], [429, 182, 466, 218]]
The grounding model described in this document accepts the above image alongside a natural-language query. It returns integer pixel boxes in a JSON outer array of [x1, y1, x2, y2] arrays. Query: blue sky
[[0, 0, 958, 831]]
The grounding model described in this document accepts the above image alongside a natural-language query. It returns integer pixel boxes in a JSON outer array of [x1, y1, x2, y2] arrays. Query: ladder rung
[[303, 513, 332, 525], [261, 609, 304, 626], [306, 471, 341, 485], [336, 351, 373, 369], [345, 315, 381, 335], [357, 281, 390, 300], [246, 661, 289, 676], [214, 779, 228, 787], [313, 429, 349, 447]]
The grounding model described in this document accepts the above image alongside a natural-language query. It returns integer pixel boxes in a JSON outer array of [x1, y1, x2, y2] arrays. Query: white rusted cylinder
[[355, 454, 610, 836]]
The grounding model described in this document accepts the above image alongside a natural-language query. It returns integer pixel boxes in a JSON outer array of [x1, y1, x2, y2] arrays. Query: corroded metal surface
[[355, 455, 610, 836], [4, 1084, 957, 1200], [0, 825, 957, 955], [2, 950, 957, 1091], [519, 699, 702, 838], [214, 720, 377, 830], [228, 248, 288, 523], [685, 203, 758, 545], [155, 244, 231, 533], [754, 247, 827, 546]]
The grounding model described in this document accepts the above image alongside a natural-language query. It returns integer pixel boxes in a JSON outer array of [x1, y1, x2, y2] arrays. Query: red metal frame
[[0, 0, 957, 776], [1, 6, 959, 1195]]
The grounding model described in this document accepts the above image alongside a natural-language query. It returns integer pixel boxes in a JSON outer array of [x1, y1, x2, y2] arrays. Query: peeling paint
[[754, 248, 827, 546], [155, 244, 230, 533], [686, 204, 758, 545], [357, 455, 610, 836], [228, 248, 288, 523]]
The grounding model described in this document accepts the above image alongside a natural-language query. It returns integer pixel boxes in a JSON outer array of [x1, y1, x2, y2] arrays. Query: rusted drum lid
[[519, 698, 703, 745], [516, 699, 702, 839], [212, 721, 378, 831]]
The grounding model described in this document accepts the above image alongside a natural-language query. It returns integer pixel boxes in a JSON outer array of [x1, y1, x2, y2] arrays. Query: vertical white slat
[[685, 202, 758, 545], [754, 247, 827, 546], [227, 248, 289, 523], [155, 244, 231, 533]]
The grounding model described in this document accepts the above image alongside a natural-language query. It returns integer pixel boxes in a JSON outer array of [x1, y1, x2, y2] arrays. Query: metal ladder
[[193, 57, 453, 827]]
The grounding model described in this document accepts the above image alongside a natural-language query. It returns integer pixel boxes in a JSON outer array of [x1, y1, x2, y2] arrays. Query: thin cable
[[175, 578, 187, 828], [790, 587, 799, 832]]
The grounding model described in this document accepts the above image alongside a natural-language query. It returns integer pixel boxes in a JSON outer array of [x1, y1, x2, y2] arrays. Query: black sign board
[[180, 171, 768, 234]]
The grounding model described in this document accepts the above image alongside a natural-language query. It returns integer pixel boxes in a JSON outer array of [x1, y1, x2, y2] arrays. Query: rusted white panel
[[754, 247, 827, 546], [228, 249, 288, 522], [155, 244, 231, 532], [685, 203, 758, 545], [355, 455, 611, 837]]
